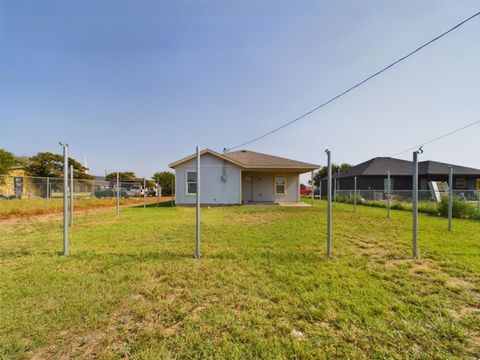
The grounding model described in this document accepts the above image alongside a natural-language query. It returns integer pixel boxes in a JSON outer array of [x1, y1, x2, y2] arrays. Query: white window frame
[[185, 170, 197, 195], [274, 175, 287, 195]]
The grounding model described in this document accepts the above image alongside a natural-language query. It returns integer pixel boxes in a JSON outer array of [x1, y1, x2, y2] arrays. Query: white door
[[242, 176, 253, 202]]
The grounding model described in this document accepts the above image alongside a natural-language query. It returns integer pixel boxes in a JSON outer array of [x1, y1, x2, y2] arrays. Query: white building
[[169, 149, 319, 205]]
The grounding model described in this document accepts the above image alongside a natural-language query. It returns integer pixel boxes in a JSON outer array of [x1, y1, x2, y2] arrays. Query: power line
[[391, 120, 480, 157], [226, 11, 480, 151]]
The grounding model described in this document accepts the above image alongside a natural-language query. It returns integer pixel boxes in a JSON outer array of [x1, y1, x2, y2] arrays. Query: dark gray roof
[[331, 157, 480, 179]]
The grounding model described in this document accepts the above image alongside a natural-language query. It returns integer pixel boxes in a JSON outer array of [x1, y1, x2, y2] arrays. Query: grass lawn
[[0, 201, 479, 359], [0, 197, 168, 219]]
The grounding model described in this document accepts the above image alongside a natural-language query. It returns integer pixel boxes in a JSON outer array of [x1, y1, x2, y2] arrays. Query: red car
[[300, 187, 312, 195]]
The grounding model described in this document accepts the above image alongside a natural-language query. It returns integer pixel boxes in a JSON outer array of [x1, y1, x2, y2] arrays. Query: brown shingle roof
[[169, 149, 319, 170], [225, 150, 319, 169]]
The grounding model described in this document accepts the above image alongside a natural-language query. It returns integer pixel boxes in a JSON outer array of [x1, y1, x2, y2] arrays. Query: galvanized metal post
[[333, 177, 337, 207], [387, 171, 391, 219], [70, 164, 74, 227], [46, 177, 50, 209], [194, 146, 201, 259], [412, 147, 423, 259], [116, 172, 120, 216], [143, 177, 147, 209], [319, 181, 322, 200], [92, 178, 95, 198], [448, 166, 453, 231], [311, 171, 314, 201], [354, 176, 357, 212], [326, 149, 332, 258], [157, 181, 160, 207], [171, 178, 174, 207], [60, 143, 69, 256]]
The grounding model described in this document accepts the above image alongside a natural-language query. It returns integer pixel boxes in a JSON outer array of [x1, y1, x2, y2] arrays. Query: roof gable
[[168, 149, 244, 168], [169, 149, 320, 170]]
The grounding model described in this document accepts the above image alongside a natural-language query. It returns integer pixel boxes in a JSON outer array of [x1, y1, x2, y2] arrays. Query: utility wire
[[226, 11, 480, 151], [391, 120, 480, 156]]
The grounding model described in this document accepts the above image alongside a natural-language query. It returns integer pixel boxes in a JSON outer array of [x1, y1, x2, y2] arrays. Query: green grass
[[0, 201, 479, 359]]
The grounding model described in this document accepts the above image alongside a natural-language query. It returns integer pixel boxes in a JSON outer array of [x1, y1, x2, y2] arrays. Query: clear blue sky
[[1, 0, 479, 179]]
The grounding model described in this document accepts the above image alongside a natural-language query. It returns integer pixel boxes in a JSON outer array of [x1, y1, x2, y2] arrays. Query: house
[[169, 149, 319, 205], [320, 157, 480, 194]]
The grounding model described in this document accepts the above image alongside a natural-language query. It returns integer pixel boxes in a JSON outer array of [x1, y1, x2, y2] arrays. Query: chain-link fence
[[0, 174, 173, 218], [333, 189, 480, 203]]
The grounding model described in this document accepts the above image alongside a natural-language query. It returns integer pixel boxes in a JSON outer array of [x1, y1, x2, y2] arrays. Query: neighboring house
[[92, 175, 110, 190], [169, 149, 319, 205], [0, 166, 36, 198], [320, 157, 480, 193]]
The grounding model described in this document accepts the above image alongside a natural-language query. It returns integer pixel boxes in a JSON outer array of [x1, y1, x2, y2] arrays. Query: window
[[275, 175, 286, 195], [384, 178, 394, 192], [186, 171, 197, 195], [456, 178, 466, 189]]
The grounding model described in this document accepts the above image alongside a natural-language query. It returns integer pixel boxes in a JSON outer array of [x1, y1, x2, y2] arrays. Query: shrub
[[438, 195, 475, 219]]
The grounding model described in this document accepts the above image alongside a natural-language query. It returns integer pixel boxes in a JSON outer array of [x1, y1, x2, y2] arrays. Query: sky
[[0, 0, 479, 181]]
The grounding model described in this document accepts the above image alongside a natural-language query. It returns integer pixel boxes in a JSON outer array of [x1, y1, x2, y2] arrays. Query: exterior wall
[[320, 175, 480, 193], [174, 154, 241, 205], [242, 172, 299, 202]]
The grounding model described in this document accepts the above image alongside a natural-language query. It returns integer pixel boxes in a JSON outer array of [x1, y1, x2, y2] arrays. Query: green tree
[[152, 171, 175, 196], [26, 152, 92, 179], [0, 149, 16, 176], [105, 171, 137, 182], [313, 163, 352, 186]]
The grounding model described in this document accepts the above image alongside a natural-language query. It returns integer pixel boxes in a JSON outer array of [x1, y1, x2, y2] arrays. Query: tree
[[152, 171, 175, 196], [105, 171, 136, 182], [26, 152, 92, 179], [0, 149, 16, 176], [313, 163, 352, 186]]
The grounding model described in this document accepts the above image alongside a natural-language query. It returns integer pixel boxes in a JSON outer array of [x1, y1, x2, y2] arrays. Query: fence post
[[143, 177, 147, 209], [325, 149, 332, 258], [46, 177, 50, 209], [311, 171, 314, 201], [116, 172, 120, 216], [157, 181, 161, 207], [333, 177, 337, 207], [194, 146, 201, 259], [354, 176, 357, 212], [171, 178, 174, 207], [412, 147, 423, 259], [448, 166, 453, 231], [92, 178, 95, 198], [387, 171, 391, 219], [70, 164, 74, 227], [60, 142, 69, 256]]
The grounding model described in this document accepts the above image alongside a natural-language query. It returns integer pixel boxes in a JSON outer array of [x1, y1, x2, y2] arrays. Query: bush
[[438, 195, 475, 219]]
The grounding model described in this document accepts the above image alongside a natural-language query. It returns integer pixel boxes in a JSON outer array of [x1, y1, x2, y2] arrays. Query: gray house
[[320, 157, 480, 193], [169, 149, 319, 205]]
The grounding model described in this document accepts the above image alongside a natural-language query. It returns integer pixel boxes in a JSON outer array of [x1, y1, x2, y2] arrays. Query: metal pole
[[354, 176, 357, 212], [194, 146, 201, 259], [157, 181, 161, 207], [412, 147, 423, 259], [311, 171, 314, 201], [116, 172, 120, 216], [387, 171, 391, 219], [448, 166, 453, 231], [92, 178, 95, 198], [46, 177, 50, 209], [60, 143, 69, 256], [333, 177, 336, 207], [319, 180, 322, 200], [326, 149, 332, 258], [70, 164, 74, 227], [171, 178, 174, 207], [143, 177, 147, 209]]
